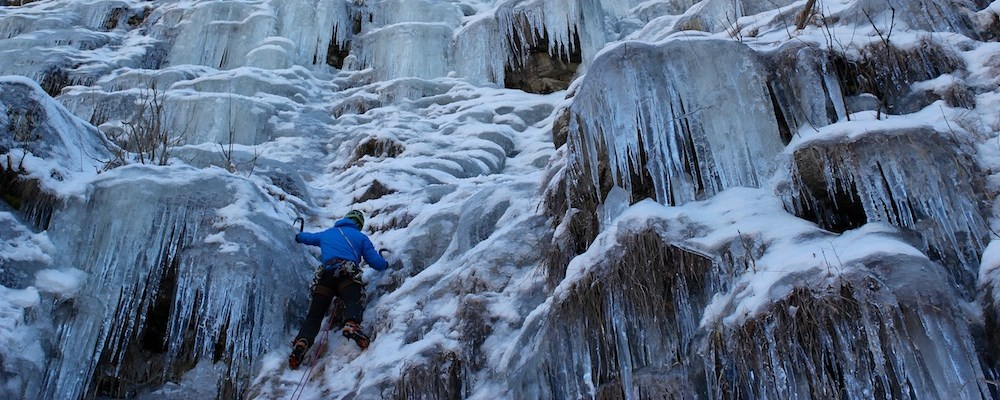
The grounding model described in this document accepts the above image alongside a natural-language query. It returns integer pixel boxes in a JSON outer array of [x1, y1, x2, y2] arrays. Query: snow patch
[[33, 268, 87, 300]]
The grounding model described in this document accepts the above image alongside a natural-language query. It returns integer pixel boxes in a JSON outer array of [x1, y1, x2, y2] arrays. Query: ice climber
[[289, 210, 388, 369]]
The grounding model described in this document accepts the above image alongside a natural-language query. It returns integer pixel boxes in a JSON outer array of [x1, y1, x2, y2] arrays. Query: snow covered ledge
[[784, 120, 989, 298], [0, 76, 109, 229], [507, 189, 990, 398]]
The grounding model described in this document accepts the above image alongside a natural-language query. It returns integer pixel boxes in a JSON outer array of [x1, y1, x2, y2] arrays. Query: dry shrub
[[511, 228, 719, 398], [392, 352, 465, 400], [702, 273, 987, 399]]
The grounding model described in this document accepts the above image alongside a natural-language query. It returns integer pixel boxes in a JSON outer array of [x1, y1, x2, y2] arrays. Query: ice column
[[567, 39, 784, 206]]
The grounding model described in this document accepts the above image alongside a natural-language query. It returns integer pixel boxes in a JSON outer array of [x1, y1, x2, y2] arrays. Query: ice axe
[[293, 217, 304, 233]]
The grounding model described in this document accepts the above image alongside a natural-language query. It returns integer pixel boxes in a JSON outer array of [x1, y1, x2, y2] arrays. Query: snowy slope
[[1, 0, 999, 399]]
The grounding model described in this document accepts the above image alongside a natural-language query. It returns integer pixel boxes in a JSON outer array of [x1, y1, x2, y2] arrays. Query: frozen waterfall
[[3, 0, 1000, 399]]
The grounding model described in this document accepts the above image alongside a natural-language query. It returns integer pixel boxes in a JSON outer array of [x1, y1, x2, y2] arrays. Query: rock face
[[0, 78, 108, 230], [504, 50, 580, 94]]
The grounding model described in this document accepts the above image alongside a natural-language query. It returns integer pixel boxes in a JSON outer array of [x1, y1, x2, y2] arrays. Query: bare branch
[[795, 0, 817, 30]]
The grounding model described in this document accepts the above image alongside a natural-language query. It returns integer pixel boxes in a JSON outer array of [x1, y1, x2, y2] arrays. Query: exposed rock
[[832, 39, 965, 116], [355, 179, 395, 202], [350, 136, 405, 165], [392, 352, 466, 400], [504, 51, 579, 94], [502, 14, 581, 94]]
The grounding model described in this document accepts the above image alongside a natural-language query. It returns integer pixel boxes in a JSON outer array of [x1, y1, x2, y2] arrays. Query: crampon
[[288, 339, 308, 370], [342, 321, 371, 349]]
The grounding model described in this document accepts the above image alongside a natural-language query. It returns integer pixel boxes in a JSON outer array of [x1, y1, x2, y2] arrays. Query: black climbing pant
[[294, 262, 365, 348]]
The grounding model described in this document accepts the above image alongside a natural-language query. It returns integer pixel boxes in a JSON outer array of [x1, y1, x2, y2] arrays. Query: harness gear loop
[[310, 259, 362, 296]]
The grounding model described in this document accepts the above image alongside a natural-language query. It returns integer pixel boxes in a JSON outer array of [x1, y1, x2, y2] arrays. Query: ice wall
[[167, 2, 274, 70], [4, 0, 1000, 399], [58, 66, 334, 148], [359, 23, 454, 81], [3, 73, 315, 399], [535, 1, 999, 398], [506, 228, 723, 399], [163, 0, 354, 70], [704, 255, 990, 399], [272, 0, 353, 68], [786, 126, 989, 297], [35, 165, 310, 399], [564, 38, 784, 207], [243, 67, 560, 399], [517, 192, 993, 399], [0, 1, 156, 92]]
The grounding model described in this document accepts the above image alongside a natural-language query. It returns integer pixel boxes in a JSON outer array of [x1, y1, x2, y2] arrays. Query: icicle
[[506, 228, 720, 398], [496, 0, 649, 74], [566, 39, 784, 207], [167, 2, 276, 70], [704, 256, 990, 400], [787, 128, 988, 297], [37, 166, 311, 399], [271, 0, 353, 67], [453, 16, 506, 85]]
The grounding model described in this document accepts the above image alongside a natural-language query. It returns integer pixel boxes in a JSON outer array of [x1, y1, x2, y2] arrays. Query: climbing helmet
[[345, 210, 364, 228]]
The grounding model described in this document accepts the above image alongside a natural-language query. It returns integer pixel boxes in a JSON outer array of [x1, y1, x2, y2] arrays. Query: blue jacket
[[295, 218, 388, 270]]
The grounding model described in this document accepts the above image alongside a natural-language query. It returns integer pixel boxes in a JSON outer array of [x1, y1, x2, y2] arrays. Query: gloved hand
[[294, 233, 303, 243]]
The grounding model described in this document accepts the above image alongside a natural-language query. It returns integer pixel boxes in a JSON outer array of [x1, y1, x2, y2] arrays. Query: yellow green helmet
[[345, 210, 364, 228]]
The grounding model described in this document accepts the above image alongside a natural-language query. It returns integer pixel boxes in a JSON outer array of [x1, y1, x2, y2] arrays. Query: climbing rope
[[289, 300, 342, 400]]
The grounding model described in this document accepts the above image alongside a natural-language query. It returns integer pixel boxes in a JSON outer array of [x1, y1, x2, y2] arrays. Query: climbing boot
[[342, 321, 371, 350], [288, 339, 309, 369]]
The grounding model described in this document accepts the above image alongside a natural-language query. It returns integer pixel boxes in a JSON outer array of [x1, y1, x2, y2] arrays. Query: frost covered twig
[[795, 0, 817, 30], [737, 230, 756, 272], [217, 90, 259, 176], [105, 82, 188, 168], [863, 6, 896, 120], [725, 0, 744, 42]]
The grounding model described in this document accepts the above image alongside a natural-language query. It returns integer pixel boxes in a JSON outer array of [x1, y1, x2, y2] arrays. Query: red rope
[[289, 305, 339, 400]]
